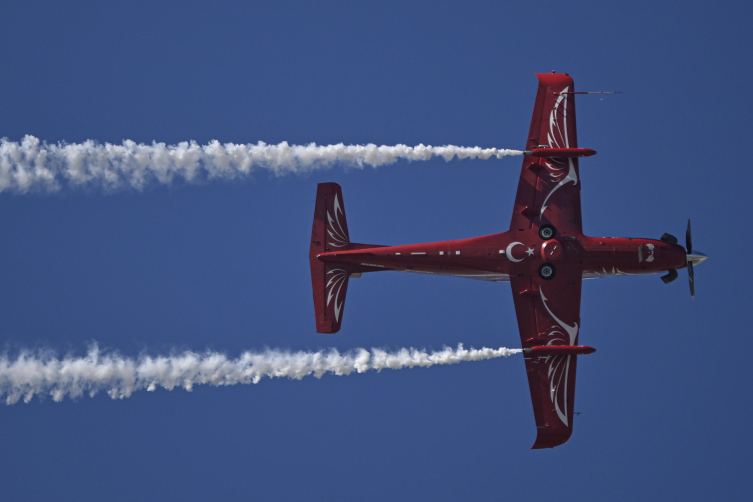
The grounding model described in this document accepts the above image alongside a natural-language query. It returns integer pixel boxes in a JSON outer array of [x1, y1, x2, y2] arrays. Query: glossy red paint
[[308, 73, 692, 449], [314, 234, 685, 283], [541, 240, 563, 261]]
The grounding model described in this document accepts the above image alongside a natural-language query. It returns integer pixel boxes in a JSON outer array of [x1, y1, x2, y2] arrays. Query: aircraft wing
[[510, 268, 583, 449], [510, 73, 582, 235]]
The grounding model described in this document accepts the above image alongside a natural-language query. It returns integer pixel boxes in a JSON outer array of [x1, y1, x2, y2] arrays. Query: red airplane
[[308, 73, 708, 449]]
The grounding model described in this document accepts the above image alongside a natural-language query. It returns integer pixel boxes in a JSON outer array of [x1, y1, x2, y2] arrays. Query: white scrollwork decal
[[326, 268, 348, 322], [539, 290, 580, 426], [326, 194, 349, 248], [539, 86, 578, 219]]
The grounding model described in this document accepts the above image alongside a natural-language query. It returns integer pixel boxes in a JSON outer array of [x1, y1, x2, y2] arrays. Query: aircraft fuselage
[[316, 233, 688, 282]]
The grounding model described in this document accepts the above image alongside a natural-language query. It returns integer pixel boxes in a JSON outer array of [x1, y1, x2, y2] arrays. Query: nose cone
[[687, 250, 708, 266]]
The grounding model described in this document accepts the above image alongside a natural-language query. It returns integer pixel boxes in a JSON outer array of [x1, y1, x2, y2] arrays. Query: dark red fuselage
[[317, 233, 687, 283]]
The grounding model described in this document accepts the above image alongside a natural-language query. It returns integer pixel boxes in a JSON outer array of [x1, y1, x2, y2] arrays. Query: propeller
[[686, 219, 694, 299], [661, 220, 707, 298]]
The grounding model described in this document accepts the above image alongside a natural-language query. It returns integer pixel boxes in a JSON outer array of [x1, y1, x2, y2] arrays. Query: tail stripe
[[327, 194, 350, 247], [326, 269, 348, 321]]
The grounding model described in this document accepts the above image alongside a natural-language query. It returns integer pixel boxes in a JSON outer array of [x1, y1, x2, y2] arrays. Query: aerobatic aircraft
[[308, 72, 708, 449]]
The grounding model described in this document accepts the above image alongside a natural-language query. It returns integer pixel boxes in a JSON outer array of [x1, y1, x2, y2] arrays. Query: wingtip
[[534, 72, 575, 89], [531, 429, 572, 449]]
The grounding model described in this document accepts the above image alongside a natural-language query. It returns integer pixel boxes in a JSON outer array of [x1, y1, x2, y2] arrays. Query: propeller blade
[[661, 233, 678, 245], [686, 219, 692, 254], [688, 262, 695, 299], [661, 269, 678, 284]]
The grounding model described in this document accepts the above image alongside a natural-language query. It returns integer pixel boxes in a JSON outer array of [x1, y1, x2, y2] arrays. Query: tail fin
[[310, 182, 352, 333]]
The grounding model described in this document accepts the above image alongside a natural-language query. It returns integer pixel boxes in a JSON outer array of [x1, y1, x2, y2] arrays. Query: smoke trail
[[0, 135, 523, 193], [0, 343, 521, 404]]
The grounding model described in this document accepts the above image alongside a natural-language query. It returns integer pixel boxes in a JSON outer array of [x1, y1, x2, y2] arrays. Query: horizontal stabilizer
[[310, 183, 352, 333]]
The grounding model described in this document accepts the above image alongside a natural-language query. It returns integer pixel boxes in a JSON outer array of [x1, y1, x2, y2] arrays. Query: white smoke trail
[[0, 135, 523, 193], [0, 343, 521, 404]]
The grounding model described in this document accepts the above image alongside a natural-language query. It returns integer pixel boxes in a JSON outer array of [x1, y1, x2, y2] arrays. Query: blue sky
[[0, 0, 749, 500]]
